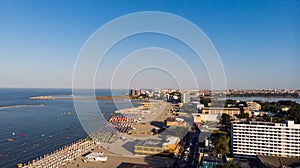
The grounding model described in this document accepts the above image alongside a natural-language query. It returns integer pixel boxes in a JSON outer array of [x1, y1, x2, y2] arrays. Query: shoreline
[[29, 95, 133, 100], [20, 100, 176, 167], [29, 94, 300, 101]]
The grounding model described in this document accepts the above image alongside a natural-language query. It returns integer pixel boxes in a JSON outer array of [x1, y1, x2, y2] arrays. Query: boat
[[8, 138, 13, 142]]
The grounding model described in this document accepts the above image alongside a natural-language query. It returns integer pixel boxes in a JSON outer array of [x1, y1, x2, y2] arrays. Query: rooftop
[[135, 136, 179, 147], [202, 107, 240, 110], [163, 137, 179, 146], [233, 120, 300, 128], [202, 153, 225, 163], [257, 155, 300, 168], [135, 139, 164, 148]]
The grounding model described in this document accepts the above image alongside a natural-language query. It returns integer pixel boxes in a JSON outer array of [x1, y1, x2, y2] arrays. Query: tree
[[217, 162, 242, 168], [221, 113, 231, 125], [212, 135, 230, 154], [240, 112, 249, 119], [200, 97, 211, 107], [225, 99, 237, 107], [220, 113, 231, 133], [263, 114, 272, 122]]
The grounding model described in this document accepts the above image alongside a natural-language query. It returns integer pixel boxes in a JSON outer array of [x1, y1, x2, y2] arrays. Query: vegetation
[[201, 98, 300, 124], [200, 96, 211, 107], [212, 114, 231, 154], [240, 112, 249, 119], [178, 145, 184, 156], [220, 113, 231, 132], [227, 92, 299, 98], [263, 114, 272, 122], [212, 130, 228, 135], [217, 162, 242, 168], [212, 135, 230, 154], [200, 97, 242, 108], [211, 130, 230, 154], [255, 100, 300, 124], [224, 99, 237, 107], [221, 113, 231, 124], [255, 100, 281, 112]]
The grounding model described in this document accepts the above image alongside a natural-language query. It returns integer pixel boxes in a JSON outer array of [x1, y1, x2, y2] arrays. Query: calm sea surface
[[0, 88, 132, 168]]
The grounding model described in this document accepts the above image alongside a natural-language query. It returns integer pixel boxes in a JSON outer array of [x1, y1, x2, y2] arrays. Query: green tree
[[225, 99, 237, 107], [217, 162, 242, 168], [240, 112, 249, 119], [220, 113, 231, 132], [212, 135, 230, 154], [221, 113, 231, 125], [263, 114, 272, 122], [200, 97, 211, 107]]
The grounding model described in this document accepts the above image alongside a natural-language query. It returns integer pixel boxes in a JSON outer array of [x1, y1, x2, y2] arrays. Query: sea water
[[0, 88, 131, 168]]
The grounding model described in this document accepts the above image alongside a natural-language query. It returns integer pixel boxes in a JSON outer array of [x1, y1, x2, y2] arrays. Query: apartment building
[[231, 120, 300, 158]]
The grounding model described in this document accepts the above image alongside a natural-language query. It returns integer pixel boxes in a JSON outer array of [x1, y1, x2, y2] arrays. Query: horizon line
[[0, 87, 299, 90]]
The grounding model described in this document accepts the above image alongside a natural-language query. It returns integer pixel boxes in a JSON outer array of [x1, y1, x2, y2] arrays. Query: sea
[[0, 88, 133, 168], [1, 89, 299, 168]]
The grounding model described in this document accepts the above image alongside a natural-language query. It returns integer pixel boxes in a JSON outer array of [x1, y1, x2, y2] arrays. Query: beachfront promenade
[[20, 139, 94, 168]]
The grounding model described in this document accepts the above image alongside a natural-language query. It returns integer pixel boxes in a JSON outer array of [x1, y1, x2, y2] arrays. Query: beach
[[20, 100, 177, 167]]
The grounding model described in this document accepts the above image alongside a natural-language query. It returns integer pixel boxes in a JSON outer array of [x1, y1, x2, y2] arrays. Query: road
[[176, 124, 200, 168]]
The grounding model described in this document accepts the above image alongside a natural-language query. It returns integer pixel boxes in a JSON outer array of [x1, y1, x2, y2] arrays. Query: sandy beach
[[115, 100, 175, 137], [60, 145, 174, 168], [21, 100, 177, 168]]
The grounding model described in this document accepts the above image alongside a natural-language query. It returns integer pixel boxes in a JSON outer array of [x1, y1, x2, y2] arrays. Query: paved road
[[176, 125, 200, 168]]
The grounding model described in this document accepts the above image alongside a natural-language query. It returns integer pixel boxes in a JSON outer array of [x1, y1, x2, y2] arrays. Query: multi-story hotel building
[[231, 120, 300, 158]]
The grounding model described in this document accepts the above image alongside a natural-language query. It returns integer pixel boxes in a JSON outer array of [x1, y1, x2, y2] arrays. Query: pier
[[20, 139, 94, 168]]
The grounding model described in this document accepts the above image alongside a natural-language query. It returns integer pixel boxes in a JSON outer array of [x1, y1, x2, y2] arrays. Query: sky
[[0, 0, 299, 89]]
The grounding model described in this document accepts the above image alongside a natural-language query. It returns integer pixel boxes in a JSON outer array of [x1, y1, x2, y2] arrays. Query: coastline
[[20, 100, 176, 167], [29, 95, 132, 100]]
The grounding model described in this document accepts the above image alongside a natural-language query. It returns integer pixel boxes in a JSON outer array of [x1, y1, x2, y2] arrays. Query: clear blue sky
[[0, 0, 299, 89]]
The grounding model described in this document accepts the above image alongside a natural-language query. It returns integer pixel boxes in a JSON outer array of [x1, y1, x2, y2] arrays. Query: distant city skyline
[[0, 0, 299, 89]]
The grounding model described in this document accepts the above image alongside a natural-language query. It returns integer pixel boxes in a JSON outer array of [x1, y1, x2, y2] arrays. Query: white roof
[[163, 136, 179, 146]]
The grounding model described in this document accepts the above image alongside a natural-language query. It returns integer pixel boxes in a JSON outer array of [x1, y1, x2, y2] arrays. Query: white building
[[182, 92, 190, 104], [191, 101, 205, 111], [246, 101, 261, 111], [251, 110, 275, 117], [231, 120, 300, 158], [192, 113, 220, 123]]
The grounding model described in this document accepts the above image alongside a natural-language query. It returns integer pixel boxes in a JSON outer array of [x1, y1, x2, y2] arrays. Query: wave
[[0, 104, 45, 109]]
